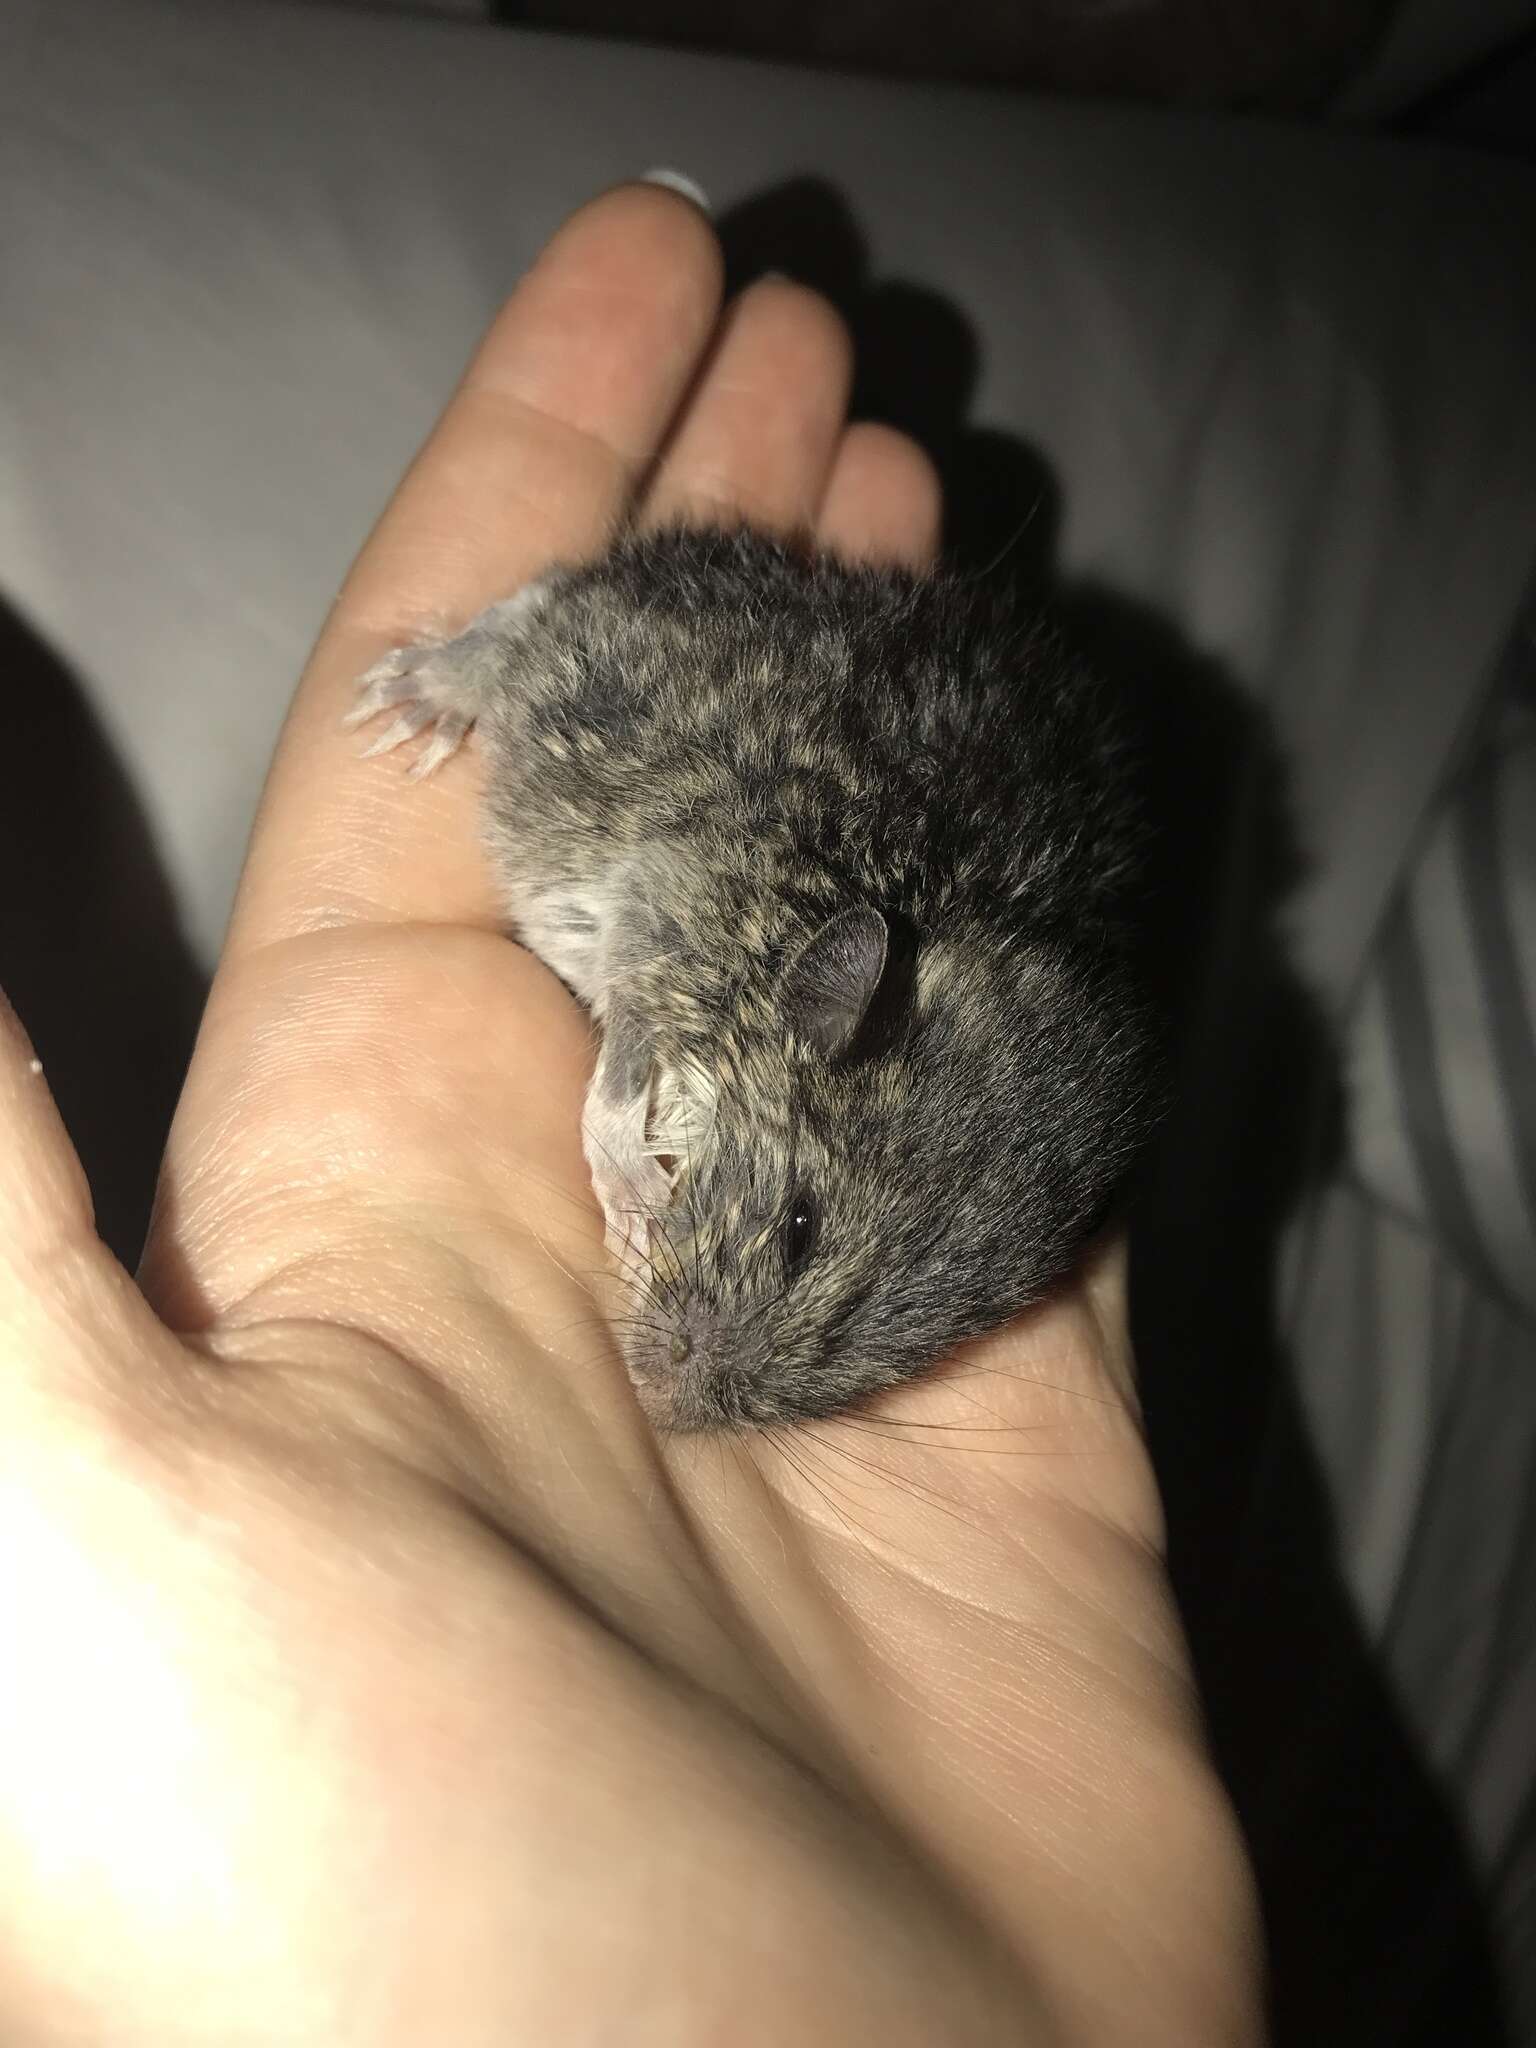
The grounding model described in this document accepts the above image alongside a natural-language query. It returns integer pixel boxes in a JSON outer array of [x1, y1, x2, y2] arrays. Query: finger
[[0, 988, 167, 1416], [815, 423, 943, 571], [637, 278, 853, 537], [0, 989, 96, 1278], [226, 182, 724, 961]]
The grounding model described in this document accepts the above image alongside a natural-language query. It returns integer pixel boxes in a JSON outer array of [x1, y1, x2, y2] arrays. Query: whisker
[[800, 1424, 987, 1536], [567, 1316, 673, 1351], [577, 1125, 687, 1302], [518, 1213, 601, 1299], [941, 1363, 1120, 1409], [804, 1423, 975, 1520], [588, 1233, 660, 1295], [829, 1413, 1079, 1457], [786, 1428, 943, 1546], [646, 1219, 689, 1311], [499, 1151, 686, 1318], [499, 1155, 601, 1218], [730, 1430, 792, 1565], [682, 1100, 704, 1300], [761, 1425, 870, 1542]]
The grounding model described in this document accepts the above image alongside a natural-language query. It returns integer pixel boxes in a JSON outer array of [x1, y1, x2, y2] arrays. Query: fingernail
[[639, 167, 712, 215]]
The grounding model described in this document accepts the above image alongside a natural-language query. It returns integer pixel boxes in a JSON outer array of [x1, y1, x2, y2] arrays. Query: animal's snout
[[627, 1302, 741, 1433], [619, 1290, 745, 1430], [661, 1302, 730, 1394]]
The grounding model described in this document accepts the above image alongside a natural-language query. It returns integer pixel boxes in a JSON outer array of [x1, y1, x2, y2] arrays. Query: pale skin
[[0, 185, 1263, 2044]]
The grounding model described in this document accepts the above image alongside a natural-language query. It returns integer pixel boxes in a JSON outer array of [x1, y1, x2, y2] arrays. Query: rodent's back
[[481, 525, 1148, 978]]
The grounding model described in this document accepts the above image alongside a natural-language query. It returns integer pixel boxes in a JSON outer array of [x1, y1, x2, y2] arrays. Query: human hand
[[0, 183, 1261, 2044]]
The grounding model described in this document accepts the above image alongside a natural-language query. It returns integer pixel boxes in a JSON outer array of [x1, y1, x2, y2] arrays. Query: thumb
[[0, 988, 97, 1266], [0, 986, 164, 1408]]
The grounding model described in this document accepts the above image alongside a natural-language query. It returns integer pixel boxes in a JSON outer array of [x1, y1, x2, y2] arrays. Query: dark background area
[[286, 0, 1536, 157], [474, 0, 1536, 154], [0, 601, 206, 1267], [493, 0, 1399, 106]]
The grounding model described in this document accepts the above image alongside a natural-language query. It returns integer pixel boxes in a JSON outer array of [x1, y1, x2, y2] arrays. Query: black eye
[[781, 1191, 820, 1280]]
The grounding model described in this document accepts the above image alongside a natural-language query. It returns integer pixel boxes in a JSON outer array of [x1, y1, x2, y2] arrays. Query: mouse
[[349, 523, 1165, 1431]]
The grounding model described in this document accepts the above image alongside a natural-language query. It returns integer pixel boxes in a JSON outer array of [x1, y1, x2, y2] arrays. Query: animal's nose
[[670, 1333, 692, 1366]]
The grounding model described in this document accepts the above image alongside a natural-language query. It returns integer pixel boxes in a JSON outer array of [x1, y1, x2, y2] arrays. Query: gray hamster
[[351, 524, 1164, 1431]]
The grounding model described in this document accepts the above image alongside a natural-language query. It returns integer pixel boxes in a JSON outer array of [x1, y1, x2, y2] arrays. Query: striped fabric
[[1348, 598, 1536, 1318]]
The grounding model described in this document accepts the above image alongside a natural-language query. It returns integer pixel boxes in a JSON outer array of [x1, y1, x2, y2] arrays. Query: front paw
[[346, 614, 507, 774], [346, 584, 550, 779], [344, 633, 488, 779]]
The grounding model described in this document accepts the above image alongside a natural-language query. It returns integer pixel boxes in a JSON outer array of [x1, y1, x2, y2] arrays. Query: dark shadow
[[716, 178, 1510, 2046], [1081, 590, 1508, 2048], [719, 179, 1050, 584], [0, 596, 206, 1269], [1394, 23, 1536, 168]]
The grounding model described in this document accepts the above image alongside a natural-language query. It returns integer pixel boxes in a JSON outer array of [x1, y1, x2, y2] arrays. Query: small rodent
[[351, 525, 1164, 1430]]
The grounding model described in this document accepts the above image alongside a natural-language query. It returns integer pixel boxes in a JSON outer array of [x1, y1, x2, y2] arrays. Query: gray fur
[[352, 526, 1164, 1431]]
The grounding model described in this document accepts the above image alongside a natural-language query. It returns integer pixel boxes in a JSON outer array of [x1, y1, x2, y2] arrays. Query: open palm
[[0, 184, 1259, 2044]]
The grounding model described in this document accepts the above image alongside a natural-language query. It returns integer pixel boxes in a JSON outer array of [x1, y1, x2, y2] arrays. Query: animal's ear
[[781, 906, 889, 1059]]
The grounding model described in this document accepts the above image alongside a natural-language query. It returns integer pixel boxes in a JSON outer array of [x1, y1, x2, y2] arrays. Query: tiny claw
[[406, 715, 473, 779], [360, 707, 430, 757], [358, 645, 410, 683], [344, 669, 415, 729]]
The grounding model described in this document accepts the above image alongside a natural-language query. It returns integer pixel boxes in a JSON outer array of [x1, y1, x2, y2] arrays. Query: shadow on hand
[[0, 595, 206, 1269], [717, 179, 1510, 2047]]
